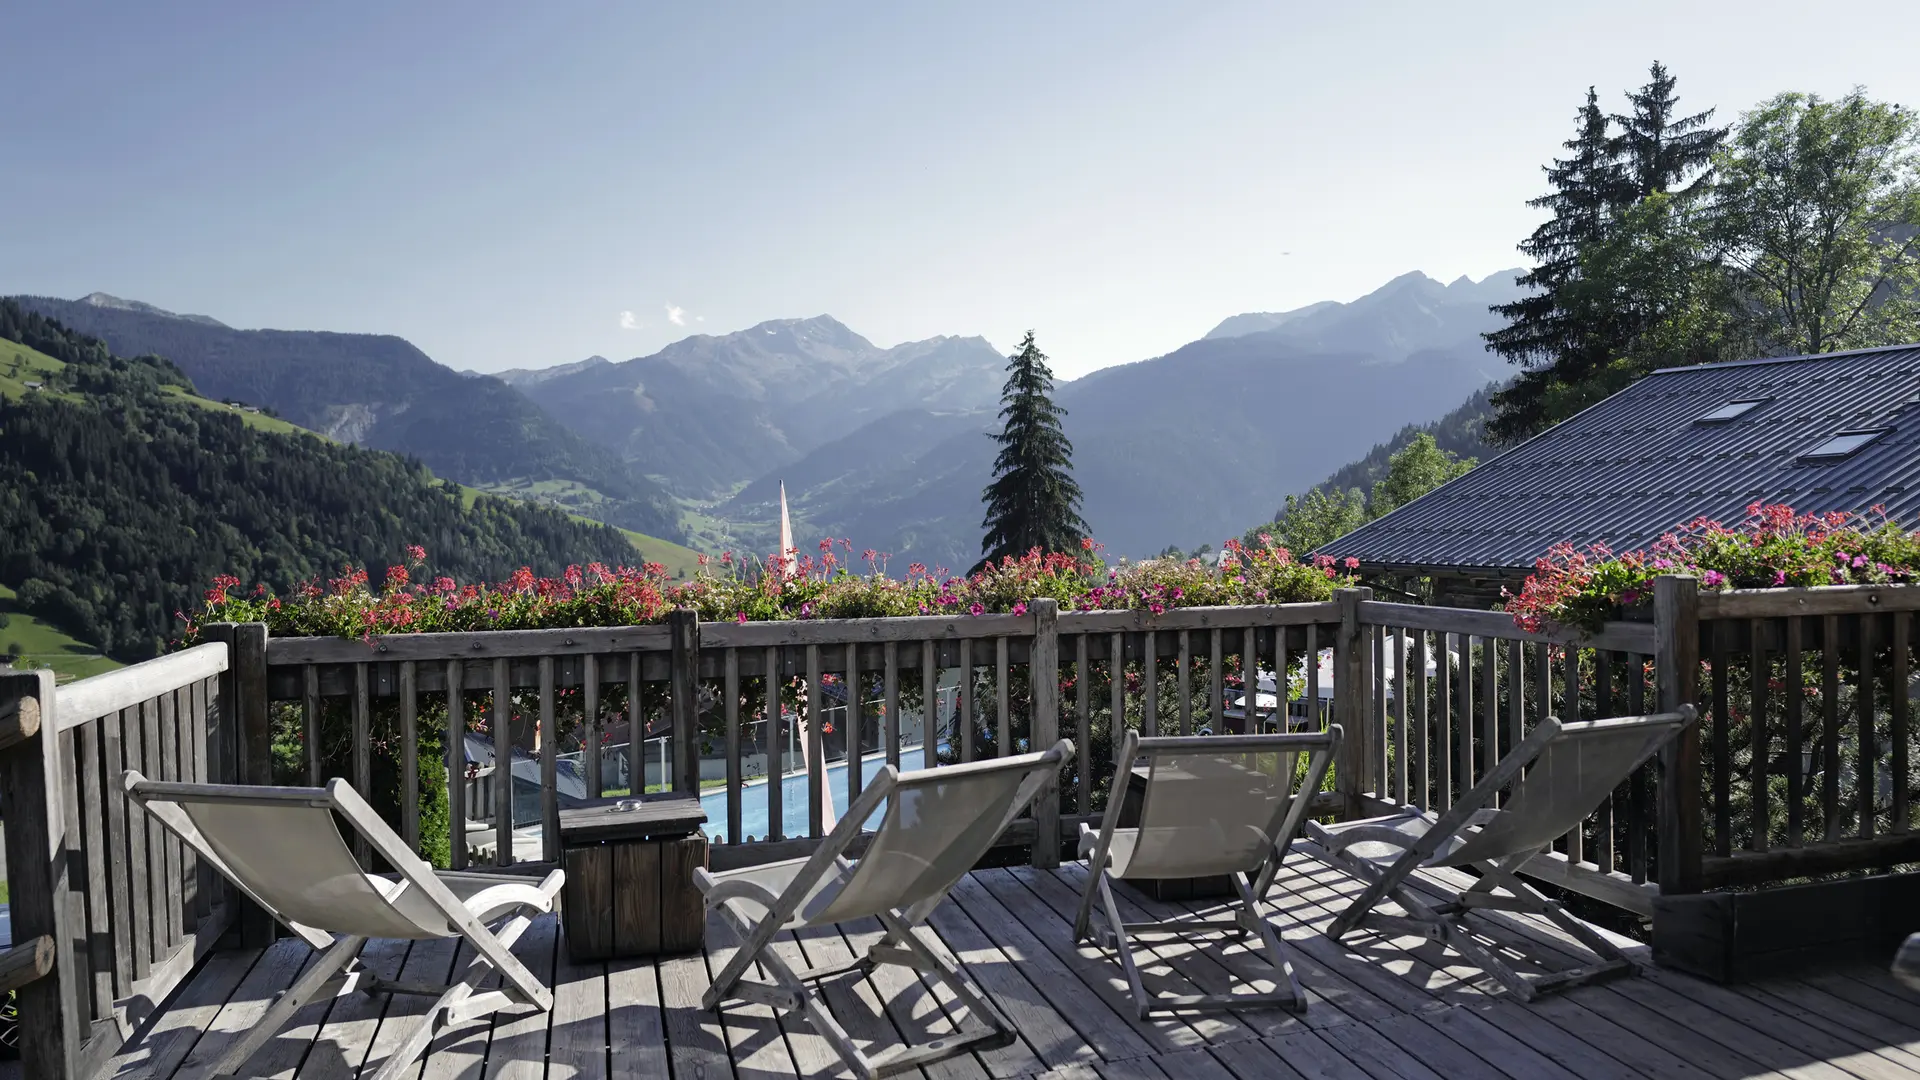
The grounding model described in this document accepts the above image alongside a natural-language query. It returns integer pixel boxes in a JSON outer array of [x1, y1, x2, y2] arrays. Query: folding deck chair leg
[[361, 911, 544, 1080], [204, 935, 369, 1079]]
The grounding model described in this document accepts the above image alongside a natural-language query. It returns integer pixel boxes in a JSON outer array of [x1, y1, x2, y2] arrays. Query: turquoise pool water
[[700, 743, 931, 840]]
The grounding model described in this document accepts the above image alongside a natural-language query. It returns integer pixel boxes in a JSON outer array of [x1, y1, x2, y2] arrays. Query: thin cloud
[[665, 303, 688, 326], [619, 310, 642, 330]]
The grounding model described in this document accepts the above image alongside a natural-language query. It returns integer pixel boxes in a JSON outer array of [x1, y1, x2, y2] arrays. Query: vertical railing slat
[[847, 642, 863, 801], [1821, 614, 1841, 843], [583, 654, 602, 798], [919, 640, 935, 772], [1710, 621, 1731, 859], [1785, 616, 1805, 848], [140, 697, 166, 967], [1480, 635, 1497, 808], [807, 644, 825, 838], [883, 641, 901, 770], [446, 659, 468, 871], [354, 662, 374, 867], [399, 661, 419, 856], [628, 652, 644, 801], [724, 649, 741, 846], [1894, 612, 1911, 835], [1209, 628, 1224, 741], [492, 657, 512, 867], [302, 664, 321, 786], [1436, 633, 1452, 812], [996, 636, 1011, 755], [1749, 624, 1770, 854], [1593, 650, 1615, 871], [157, 688, 183, 949], [1143, 630, 1158, 738], [1177, 630, 1192, 737], [540, 656, 559, 864], [1628, 654, 1649, 883], [99, 705, 134, 995], [1858, 612, 1877, 841], [1077, 633, 1092, 813], [1412, 628, 1429, 811], [75, 717, 113, 1021], [957, 638, 973, 763], [768, 646, 785, 840], [1393, 627, 1409, 805]]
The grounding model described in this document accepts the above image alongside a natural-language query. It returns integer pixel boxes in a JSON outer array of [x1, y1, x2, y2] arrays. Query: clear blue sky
[[5, 2, 1919, 378]]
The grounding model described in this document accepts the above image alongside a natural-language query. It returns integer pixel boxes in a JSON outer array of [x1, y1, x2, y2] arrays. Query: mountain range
[[9, 293, 684, 541], [9, 266, 1524, 570]]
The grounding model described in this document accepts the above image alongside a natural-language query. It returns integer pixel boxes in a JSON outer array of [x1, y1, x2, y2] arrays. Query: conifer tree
[[1611, 62, 1726, 203], [976, 331, 1087, 572], [1485, 88, 1620, 443]]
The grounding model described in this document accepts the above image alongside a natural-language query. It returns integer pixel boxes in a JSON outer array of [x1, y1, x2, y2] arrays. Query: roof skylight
[[1695, 399, 1769, 423], [1798, 429, 1887, 462]]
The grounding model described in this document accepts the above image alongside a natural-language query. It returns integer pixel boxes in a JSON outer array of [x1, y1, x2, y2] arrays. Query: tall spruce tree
[[976, 331, 1087, 572], [1485, 88, 1620, 443], [1485, 64, 1725, 444], [1612, 62, 1726, 203]]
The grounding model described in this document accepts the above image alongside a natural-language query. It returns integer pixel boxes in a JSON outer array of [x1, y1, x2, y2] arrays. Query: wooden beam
[[1028, 600, 1061, 869], [0, 694, 40, 753], [0, 670, 81, 1079], [1655, 575, 1704, 895], [0, 935, 54, 995]]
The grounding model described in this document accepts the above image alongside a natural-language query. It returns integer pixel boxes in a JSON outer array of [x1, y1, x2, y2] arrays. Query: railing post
[[206, 622, 274, 945], [669, 608, 701, 795], [0, 669, 81, 1080], [1655, 575, 1704, 895], [1029, 599, 1061, 868], [1333, 587, 1374, 818]]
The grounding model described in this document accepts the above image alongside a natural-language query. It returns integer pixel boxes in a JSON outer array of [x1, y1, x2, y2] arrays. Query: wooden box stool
[[558, 795, 709, 961]]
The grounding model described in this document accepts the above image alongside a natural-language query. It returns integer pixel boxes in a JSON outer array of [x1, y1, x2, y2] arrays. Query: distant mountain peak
[[78, 292, 227, 328]]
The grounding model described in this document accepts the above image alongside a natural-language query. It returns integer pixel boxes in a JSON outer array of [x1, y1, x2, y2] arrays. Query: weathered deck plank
[[97, 860, 1920, 1080]]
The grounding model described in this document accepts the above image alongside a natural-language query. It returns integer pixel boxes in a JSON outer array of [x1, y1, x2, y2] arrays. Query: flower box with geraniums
[[1504, 503, 1920, 636]]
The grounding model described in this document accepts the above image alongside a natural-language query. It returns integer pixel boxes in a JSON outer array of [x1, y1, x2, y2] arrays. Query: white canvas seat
[[1074, 728, 1342, 1019], [124, 772, 564, 1080], [697, 740, 1073, 1080], [1306, 706, 1696, 1001]]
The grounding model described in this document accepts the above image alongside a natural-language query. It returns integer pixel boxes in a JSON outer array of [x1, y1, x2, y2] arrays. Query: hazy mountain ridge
[[511, 316, 1007, 496], [692, 269, 1524, 565], [8, 295, 684, 540]]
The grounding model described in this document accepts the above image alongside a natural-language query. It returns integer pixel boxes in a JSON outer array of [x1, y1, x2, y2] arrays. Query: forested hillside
[[11, 294, 685, 540], [0, 302, 641, 661]]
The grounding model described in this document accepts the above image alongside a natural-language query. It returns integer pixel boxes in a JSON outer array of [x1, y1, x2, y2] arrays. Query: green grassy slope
[[3, 338, 312, 437], [0, 583, 121, 683]]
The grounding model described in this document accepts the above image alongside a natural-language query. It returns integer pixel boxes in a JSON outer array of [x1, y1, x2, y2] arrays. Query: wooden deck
[[99, 850, 1920, 1080]]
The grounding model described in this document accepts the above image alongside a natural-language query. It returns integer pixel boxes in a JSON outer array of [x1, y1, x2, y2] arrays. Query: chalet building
[[1320, 342, 1920, 608]]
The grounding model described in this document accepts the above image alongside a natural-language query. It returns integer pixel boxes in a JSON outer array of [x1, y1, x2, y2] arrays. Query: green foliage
[[10, 295, 685, 540], [977, 332, 1089, 572], [0, 302, 642, 662], [1711, 90, 1920, 355], [1488, 73, 1920, 444], [1244, 434, 1477, 553], [1488, 64, 1727, 444]]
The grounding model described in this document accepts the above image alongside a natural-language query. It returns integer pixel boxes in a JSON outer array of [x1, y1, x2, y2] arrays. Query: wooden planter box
[[559, 796, 710, 961], [1653, 871, 1920, 982]]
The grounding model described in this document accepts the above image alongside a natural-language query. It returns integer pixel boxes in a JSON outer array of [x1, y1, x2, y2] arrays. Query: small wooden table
[[1115, 766, 1236, 901], [557, 795, 709, 961]]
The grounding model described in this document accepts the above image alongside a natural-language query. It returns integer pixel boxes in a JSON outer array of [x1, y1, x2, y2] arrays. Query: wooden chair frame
[[124, 772, 564, 1080]]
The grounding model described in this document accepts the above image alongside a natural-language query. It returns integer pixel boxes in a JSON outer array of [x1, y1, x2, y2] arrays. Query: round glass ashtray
[[612, 798, 646, 813]]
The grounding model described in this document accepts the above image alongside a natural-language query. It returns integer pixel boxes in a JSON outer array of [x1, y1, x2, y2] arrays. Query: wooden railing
[[0, 644, 234, 1080], [1346, 595, 1667, 914], [231, 599, 1347, 875], [1683, 580, 1920, 890]]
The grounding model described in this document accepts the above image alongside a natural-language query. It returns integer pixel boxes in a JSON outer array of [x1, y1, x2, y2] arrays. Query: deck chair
[[1305, 706, 1696, 1001], [124, 771, 564, 1080], [1073, 727, 1341, 1019], [696, 740, 1074, 1080]]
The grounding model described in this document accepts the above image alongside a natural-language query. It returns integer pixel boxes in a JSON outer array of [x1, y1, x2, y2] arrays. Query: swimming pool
[[699, 743, 931, 841]]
